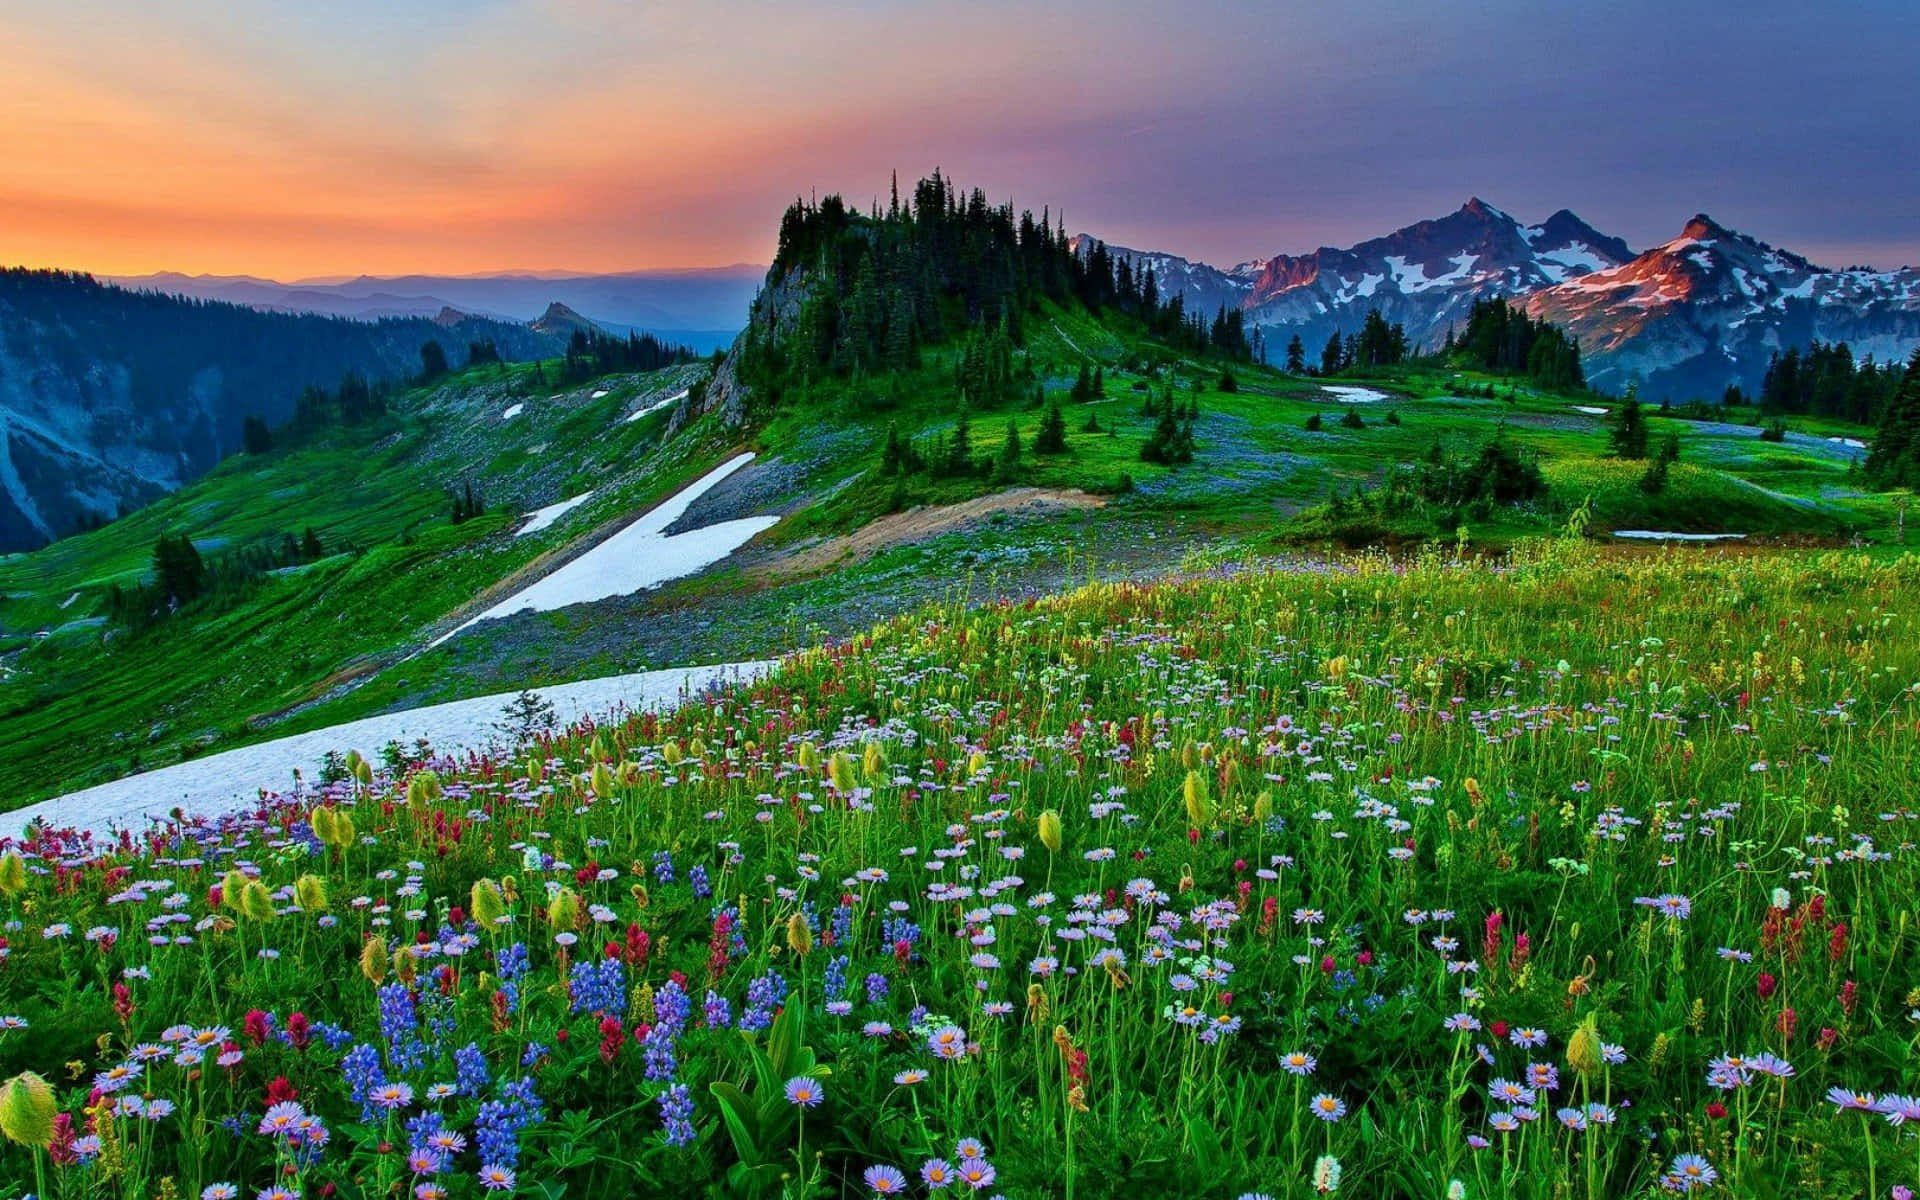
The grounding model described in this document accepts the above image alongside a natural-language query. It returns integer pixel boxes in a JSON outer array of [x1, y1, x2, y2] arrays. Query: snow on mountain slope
[[1079, 200, 1918, 399], [1077, 200, 1633, 359], [1526, 215, 1920, 396]]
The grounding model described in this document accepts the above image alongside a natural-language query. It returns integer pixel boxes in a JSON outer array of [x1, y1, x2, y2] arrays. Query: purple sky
[[5, 0, 1916, 276]]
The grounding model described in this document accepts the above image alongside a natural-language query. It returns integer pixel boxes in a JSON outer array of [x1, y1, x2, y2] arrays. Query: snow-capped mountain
[[1081, 201, 1920, 398], [1525, 214, 1920, 395], [1078, 199, 1633, 355]]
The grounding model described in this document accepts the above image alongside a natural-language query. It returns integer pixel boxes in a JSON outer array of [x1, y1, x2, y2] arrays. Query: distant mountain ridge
[[109, 266, 764, 354], [1076, 201, 1920, 398], [0, 269, 562, 552]]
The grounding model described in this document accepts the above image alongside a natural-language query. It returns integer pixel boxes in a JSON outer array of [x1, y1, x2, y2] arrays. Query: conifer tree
[[1609, 386, 1649, 459], [1866, 349, 1920, 487], [993, 418, 1023, 482], [1035, 399, 1068, 453]]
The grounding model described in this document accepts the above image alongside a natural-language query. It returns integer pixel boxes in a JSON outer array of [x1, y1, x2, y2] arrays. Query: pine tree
[[947, 405, 973, 476], [1035, 399, 1068, 453], [993, 417, 1023, 482], [242, 415, 272, 455], [1321, 332, 1343, 377], [1610, 387, 1649, 459], [1286, 334, 1306, 374], [1866, 349, 1920, 487]]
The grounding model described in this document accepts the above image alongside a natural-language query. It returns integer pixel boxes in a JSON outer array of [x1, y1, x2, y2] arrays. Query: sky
[[3, 0, 1917, 279]]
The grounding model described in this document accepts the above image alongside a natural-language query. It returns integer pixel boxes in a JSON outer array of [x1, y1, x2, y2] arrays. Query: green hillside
[[0, 178, 1910, 809]]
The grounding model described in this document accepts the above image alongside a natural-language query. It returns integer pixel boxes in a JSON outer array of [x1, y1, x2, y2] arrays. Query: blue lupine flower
[[659, 1082, 695, 1146], [454, 1043, 490, 1097], [741, 970, 788, 1033], [823, 955, 850, 1002]]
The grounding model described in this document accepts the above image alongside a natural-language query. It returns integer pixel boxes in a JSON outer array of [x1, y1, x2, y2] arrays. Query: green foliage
[[242, 415, 272, 456], [1452, 298, 1584, 392], [559, 329, 695, 386], [1609, 388, 1650, 459], [1139, 390, 1196, 465], [450, 479, 485, 524], [1034, 399, 1068, 454], [739, 172, 1248, 415], [1864, 349, 1920, 487], [6, 552, 1920, 1197], [418, 339, 449, 381], [991, 417, 1023, 483], [1762, 339, 1905, 422]]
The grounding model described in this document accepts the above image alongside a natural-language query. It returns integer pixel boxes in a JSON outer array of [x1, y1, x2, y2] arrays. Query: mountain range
[[106, 266, 764, 354], [1077, 201, 1920, 397], [0, 270, 563, 552]]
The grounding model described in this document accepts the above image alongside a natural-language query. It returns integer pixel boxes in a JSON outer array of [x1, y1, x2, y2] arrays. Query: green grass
[[0, 359, 717, 802], [0, 311, 1901, 807], [2, 547, 1918, 1197]]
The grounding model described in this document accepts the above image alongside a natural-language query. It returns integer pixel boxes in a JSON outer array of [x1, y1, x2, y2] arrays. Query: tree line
[[740, 171, 1252, 411], [1755, 340, 1905, 424], [107, 526, 332, 630]]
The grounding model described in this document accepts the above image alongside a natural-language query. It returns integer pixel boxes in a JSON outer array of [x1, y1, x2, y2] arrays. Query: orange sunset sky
[[4, 0, 1916, 279]]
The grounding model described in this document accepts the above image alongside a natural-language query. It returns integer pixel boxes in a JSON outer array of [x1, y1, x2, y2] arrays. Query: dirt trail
[[760, 487, 1103, 577]]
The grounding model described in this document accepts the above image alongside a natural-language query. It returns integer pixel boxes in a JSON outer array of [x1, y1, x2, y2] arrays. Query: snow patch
[[1612, 530, 1748, 542], [590, 389, 610, 399], [515, 491, 595, 537], [1322, 386, 1390, 404], [501, 403, 524, 420], [1827, 436, 1867, 450], [432, 453, 774, 644], [625, 389, 690, 424], [8, 661, 775, 838], [1573, 405, 1610, 416]]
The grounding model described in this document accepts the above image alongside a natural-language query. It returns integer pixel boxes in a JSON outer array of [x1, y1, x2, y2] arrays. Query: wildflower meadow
[[2, 542, 1918, 1199]]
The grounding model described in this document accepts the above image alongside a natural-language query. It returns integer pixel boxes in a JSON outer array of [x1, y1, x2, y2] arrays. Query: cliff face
[[674, 266, 814, 432]]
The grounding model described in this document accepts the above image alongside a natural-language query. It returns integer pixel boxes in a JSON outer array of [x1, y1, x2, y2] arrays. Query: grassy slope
[[0, 302, 1901, 807], [0, 359, 718, 801], [3, 549, 1918, 1196]]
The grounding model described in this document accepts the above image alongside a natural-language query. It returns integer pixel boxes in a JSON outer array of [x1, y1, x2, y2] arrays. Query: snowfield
[[501, 403, 525, 420], [1574, 405, 1610, 416], [1322, 386, 1391, 404], [515, 491, 595, 537], [432, 453, 775, 646], [8, 660, 774, 838]]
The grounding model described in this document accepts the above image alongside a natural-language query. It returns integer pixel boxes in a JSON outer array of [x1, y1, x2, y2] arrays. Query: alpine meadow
[[2, 4, 1919, 1199]]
